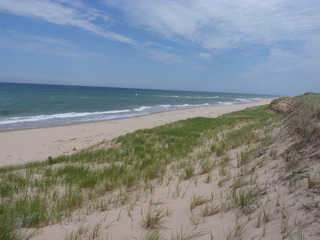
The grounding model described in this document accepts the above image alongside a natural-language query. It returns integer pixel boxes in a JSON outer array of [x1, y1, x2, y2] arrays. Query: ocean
[[0, 82, 276, 131]]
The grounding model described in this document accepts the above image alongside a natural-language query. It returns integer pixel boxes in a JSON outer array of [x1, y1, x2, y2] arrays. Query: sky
[[0, 0, 320, 95]]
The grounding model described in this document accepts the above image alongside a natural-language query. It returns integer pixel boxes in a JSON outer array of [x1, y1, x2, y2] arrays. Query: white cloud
[[103, 0, 320, 50], [143, 48, 186, 64], [27, 34, 75, 48], [0, 0, 137, 45], [240, 37, 320, 95], [1, 0, 320, 88], [103, 0, 320, 94], [0, 30, 92, 57], [199, 52, 211, 60]]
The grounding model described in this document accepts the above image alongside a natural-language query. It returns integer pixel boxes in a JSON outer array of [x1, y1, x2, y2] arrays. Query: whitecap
[[133, 106, 151, 112]]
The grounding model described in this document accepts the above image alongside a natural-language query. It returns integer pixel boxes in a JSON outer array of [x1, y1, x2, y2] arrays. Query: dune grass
[[286, 94, 320, 146], [0, 105, 278, 239]]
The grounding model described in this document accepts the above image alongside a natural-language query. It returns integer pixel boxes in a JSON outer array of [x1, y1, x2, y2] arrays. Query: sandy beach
[[0, 99, 272, 167], [2, 95, 320, 240]]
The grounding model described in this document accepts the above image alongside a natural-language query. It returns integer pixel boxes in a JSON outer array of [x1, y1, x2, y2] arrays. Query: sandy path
[[0, 99, 272, 167]]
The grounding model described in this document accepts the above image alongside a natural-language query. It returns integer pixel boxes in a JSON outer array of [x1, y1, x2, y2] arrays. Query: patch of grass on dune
[[287, 94, 320, 143], [0, 105, 277, 239]]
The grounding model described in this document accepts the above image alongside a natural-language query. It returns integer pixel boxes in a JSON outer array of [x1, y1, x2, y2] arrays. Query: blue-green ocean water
[[0, 82, 276, 130]]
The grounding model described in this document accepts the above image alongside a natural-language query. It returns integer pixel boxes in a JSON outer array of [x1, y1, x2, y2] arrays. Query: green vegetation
[[142, 207, 170, 229], [0, 105, 278, 239], [190, 194, 212, 210], [287, 94, 320, 146]]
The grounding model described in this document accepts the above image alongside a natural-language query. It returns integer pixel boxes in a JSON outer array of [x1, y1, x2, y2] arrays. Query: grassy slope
[[1, 95, 319, 239], [0, 105, 276, 239]]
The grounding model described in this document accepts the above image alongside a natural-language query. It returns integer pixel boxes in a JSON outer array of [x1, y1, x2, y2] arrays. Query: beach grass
[[0, 105, 278, 239]]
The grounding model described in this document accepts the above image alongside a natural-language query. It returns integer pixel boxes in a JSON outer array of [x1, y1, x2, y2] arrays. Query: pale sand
[[3, 97, 318, 240], [0, 99, 272, 167], [25, 98, 320, 240]]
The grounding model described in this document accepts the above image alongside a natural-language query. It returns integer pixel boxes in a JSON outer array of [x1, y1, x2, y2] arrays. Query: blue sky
[[0, 0, 319, 95]]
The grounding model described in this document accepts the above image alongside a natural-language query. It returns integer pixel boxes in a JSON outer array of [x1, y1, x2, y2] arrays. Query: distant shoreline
[[0, 99, 273, 167], [0, 82, 278, 131], [0, 98, 272, 133]]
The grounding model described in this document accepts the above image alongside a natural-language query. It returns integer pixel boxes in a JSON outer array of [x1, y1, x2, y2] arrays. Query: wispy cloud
[[0, 0, 137, 45], [0, 30, 90, 57], [144, 48, 186, 64], [103, 0, 320, 50], [1, 0, 320, 83], [199, 52, 211, 61], [0, 0, 193, 64], [103, 0, 320, 94]]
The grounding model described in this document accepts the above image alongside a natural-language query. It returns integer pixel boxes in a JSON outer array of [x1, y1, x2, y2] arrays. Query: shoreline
[[0, 99, 273, 167], [0, 98, 269, 133]]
